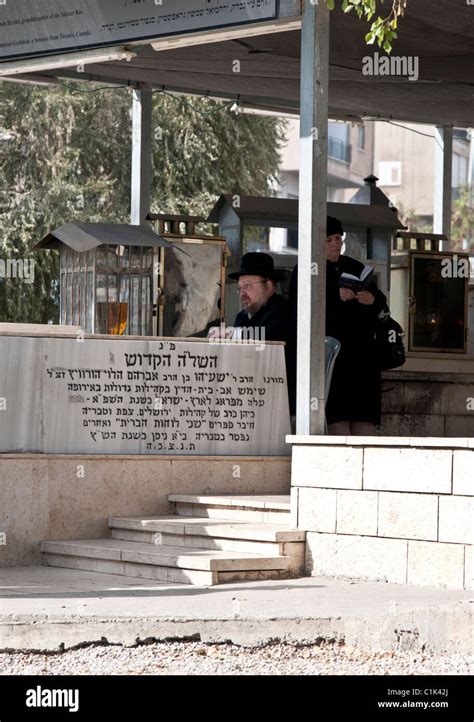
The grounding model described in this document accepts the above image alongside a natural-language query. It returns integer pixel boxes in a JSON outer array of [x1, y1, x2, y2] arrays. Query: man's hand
[[207, 326, 222, 340], [355, 291, 375, 305], [207, 325, 234, 340], [340, 288, 356, 302]]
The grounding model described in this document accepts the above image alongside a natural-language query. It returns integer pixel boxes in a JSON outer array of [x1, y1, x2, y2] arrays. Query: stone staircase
[[41, 494, 306, 586]]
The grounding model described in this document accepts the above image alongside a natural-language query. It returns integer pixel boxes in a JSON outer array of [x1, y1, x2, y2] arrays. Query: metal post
[[469, 128, 474, 188], [296, 0, 329, 435], [433, 126, 453, 250], [131, 87, 152, 225]]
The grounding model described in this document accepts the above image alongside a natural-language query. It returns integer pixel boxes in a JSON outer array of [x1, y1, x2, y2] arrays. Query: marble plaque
[[0, 334, 290, 455]]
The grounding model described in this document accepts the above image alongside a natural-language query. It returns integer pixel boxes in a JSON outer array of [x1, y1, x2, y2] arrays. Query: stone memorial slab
[[0, 333, 290, 455]]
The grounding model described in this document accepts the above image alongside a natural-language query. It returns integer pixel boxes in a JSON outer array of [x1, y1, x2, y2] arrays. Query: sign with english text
[[0, 0, 278, 61]]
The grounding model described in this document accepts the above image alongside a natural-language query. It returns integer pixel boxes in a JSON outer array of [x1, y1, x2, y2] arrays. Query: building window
[[328, 122, 352, 163], [358, 125, 365, 150], [378, 161, 402, 187], [452, 153, 468, 188], [287, 229, 298, 249]]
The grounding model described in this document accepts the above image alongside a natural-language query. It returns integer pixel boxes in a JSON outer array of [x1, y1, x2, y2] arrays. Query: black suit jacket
[[233, 293, 291, 343]]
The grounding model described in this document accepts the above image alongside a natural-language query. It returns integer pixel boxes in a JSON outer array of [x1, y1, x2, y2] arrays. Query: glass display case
[[409, 252, 468, 353], [37, 220, 228, 338], [60, 243, 155, 336]]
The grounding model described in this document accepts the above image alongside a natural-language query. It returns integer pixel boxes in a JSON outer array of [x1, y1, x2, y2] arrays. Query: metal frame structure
[[1, 0, 469, 435]]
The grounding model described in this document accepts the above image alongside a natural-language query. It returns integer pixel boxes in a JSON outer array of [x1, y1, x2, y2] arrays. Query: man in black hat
[[228, 252, 290, 343], [207, 252, 292, 418], [288, 215, 387, 433]]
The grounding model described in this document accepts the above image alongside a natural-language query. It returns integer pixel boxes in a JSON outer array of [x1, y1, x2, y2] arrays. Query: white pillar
[[433, 126, 453, 250], [296, 0, 330, 435], [469, 128, 474, 187], [131, 88, 152, 225]]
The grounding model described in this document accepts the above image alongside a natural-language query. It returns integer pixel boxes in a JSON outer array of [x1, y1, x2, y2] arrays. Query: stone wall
[[381, 369, 474, 436], [290, 437, 473, 589], [0, 454, 291, 567]]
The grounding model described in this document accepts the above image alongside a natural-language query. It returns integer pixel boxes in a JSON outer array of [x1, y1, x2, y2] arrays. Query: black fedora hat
[[327, 216, 344, 237], [228, 252, 285, 282]]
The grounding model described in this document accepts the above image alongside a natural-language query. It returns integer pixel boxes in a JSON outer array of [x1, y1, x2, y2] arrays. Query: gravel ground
[[0, 642, 472, 676]]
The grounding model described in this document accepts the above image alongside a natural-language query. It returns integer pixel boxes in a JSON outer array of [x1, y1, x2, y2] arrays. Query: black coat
[[233, 293, 291, 343], [325, 256, 387, 344], [288, 258, 387, 423], [288, 257, 386, 344], [234, 294, 292, 412]]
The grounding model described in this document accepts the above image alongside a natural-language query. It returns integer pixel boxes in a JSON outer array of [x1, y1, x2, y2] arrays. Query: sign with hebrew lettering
[[0, 0, 277, 61], [0, 334, 290, 455]]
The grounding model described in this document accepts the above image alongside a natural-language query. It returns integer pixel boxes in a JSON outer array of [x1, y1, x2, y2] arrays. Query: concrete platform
[[0, 566, 472, 654]]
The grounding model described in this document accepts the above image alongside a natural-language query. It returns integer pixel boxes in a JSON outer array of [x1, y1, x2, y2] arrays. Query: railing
[[453, 128, 469, 141], [328, 137, 352, 164]]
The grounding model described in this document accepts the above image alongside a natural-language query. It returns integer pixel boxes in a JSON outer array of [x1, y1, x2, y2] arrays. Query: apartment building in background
[[271, 119, 473, 252], [373, 123, 472, 225], [270, 118, 374, 251]]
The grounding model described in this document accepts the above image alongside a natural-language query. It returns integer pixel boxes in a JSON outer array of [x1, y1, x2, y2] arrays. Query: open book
[[339, 264, 374, 293]]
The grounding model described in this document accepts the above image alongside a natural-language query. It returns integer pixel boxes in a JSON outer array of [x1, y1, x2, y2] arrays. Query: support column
[[469, 127, 474, 196], [131, 87, 152, 225], [296, 0, 329, 435], [433, 126, 453, 250]]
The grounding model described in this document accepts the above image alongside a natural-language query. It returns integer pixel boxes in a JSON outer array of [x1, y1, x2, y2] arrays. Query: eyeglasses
[[235, 280, 268, 295]]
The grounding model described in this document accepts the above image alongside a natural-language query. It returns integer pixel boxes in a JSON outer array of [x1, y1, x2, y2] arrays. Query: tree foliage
[[328, 0, 408, 53], [150, 94, 285, 217], [395, 201, 431, 235], [452, 185, 474, 253], [0, 84, 285, 323], [393, 191, 474, 254], [0, 83, 132, 323]]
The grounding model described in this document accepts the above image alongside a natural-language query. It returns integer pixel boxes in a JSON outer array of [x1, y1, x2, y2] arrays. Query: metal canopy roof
[[34, 222, 179, 252], [208, 194, 406, 229], [13, 0, 474, 127]]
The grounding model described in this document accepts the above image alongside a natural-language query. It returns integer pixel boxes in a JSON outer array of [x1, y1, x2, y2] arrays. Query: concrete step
[[108, 516, 304, 541], [41, 538, 291, 572], [42, 554, 294, 585], [43, 553, 215, 586], [41, 538, 298, 585], [108, 516, 305, 558], [169, 494, 291, 523], [41, 495, 302, 586], [111, 528, 278, 554]]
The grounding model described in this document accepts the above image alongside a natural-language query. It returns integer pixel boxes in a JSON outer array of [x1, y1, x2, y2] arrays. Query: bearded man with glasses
[[228, 252, 290, 344], [206, 251, 292, 419]]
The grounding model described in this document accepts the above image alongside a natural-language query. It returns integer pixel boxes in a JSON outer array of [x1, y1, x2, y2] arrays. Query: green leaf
[[341, 0, 349, 10], [326, 0, 335, 10], [383, 39, 392, 53]]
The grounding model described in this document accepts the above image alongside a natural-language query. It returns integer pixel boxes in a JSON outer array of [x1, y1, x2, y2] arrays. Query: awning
[[33, 222, 184, 252], [4, 0, 473, 126], [208, 194, 407, 230]]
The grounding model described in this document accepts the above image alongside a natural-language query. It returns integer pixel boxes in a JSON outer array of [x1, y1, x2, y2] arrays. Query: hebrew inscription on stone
[[0, 335, 290, 455]]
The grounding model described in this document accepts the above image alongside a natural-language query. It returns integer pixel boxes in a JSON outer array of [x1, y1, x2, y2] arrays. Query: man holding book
[[288, 216, 387, 435]]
